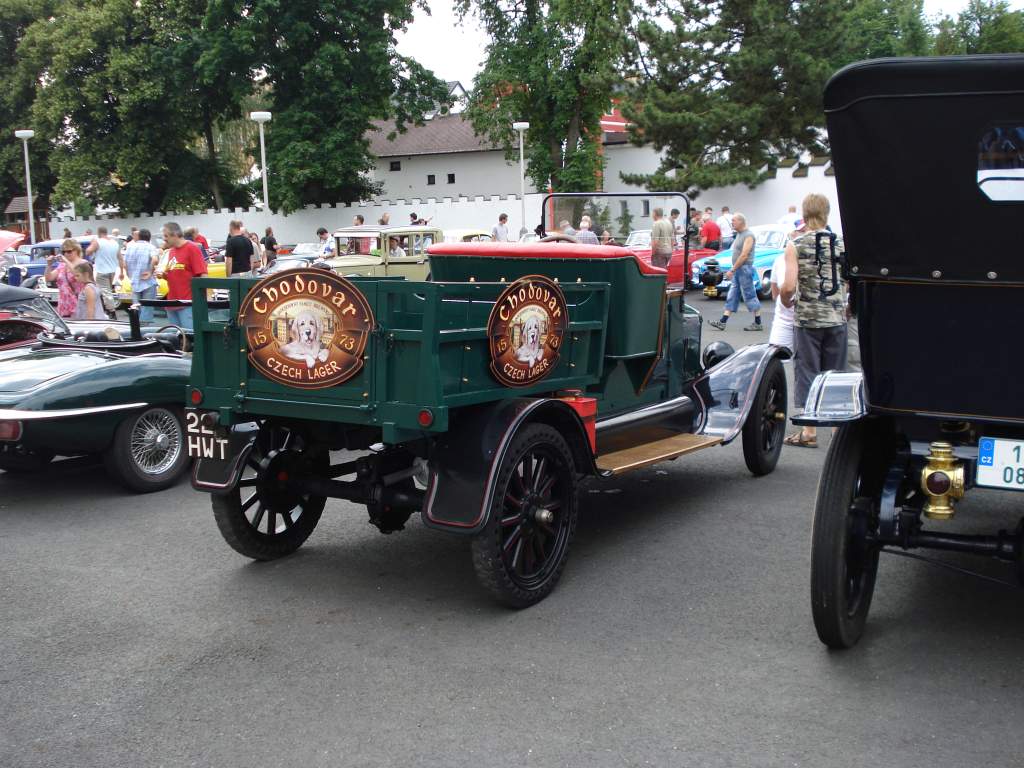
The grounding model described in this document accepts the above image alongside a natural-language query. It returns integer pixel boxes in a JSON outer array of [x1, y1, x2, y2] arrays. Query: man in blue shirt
[[123, 229, 159, 323]]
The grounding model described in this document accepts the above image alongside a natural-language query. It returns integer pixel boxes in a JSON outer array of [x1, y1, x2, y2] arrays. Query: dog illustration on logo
[[514, 314, 544, 367], [279, 310, 330, 369]]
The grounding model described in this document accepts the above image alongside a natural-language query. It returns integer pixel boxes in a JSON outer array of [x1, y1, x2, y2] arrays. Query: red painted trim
[[427, 242, 668, 277]]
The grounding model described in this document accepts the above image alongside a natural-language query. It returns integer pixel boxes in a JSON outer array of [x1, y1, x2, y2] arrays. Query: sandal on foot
[[784, 431, 818, 448]]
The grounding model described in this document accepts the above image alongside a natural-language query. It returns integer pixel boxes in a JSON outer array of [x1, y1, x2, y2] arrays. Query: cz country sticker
[[487, 274, 568, 387], [237, 270, 374, 389]]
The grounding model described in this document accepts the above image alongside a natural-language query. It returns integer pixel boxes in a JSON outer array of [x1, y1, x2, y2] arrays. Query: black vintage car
[[798, 54, 1024, 648]]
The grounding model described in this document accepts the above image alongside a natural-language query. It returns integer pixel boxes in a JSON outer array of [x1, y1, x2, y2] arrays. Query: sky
[[396, 0, 1024, 87]]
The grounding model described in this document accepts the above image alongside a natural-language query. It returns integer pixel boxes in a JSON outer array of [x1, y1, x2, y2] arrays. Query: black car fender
[[692, 343, 791, 444], [421, 398, 597, 535], [190, 420, 260, 495]]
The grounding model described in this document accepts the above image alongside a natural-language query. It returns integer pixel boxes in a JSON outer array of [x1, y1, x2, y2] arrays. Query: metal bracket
[[879, 459, 909, 540]]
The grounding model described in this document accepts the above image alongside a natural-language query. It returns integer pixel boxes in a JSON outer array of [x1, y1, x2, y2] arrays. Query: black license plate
[[186, 409, 231, 460]]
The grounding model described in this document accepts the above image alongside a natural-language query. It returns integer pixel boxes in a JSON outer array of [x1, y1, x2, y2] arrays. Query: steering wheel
[[540, 233, 579, 244], [153, 324, 191, 354]]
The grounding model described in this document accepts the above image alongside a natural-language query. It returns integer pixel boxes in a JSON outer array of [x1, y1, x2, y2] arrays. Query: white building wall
[[371, 151, 540, 200], [602, 143, 665, 192], [49, 165, 841, 243], [50, 195, 546, 246]]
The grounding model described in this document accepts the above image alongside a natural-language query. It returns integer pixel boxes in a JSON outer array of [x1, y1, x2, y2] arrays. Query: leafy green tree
[[620, 0, 931, 197], [20, 0, 251, 214], [933, 0, 1024, 54], [205, 0, 449, 212], [0, 0, 58, 215], [458, 0, 634, 193]]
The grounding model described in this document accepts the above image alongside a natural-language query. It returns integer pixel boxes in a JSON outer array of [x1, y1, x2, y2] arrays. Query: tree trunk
[[203, 114, 224, 210]]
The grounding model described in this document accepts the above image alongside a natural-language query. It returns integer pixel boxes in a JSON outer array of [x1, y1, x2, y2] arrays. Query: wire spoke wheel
[[742, 356, 787, 476], [129, 408, 182, 475], [104, 405, 189, 492], [472, 424, 578, 608], [212, 422, 328, 561]]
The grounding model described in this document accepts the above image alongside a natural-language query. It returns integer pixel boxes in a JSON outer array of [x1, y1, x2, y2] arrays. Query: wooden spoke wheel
[[741, 357, 787, 476], [212, 424, 328, 561], [810, 421, 881, 649], [471, 424, 578, 608]]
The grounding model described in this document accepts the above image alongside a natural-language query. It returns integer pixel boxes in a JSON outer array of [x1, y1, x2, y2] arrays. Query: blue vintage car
[[0, 237, 95, 288], [689, 225, 790, 300]]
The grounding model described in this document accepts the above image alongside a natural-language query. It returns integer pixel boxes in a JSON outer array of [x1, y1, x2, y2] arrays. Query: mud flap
[[421, 398, 595, 535], [190, 421, 260, 494]]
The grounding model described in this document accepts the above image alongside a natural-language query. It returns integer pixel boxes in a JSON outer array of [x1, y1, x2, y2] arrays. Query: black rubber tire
[[741, 357, 787, 476], [471, 423, 578, 608], [212, 429, 328, 561], [810, 421, 880, 649], [103, 406, 189, 492]]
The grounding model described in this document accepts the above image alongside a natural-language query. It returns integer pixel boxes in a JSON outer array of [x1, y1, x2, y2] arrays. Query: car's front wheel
[[104, 406, 189, 492], [470, 423, 579, 608]]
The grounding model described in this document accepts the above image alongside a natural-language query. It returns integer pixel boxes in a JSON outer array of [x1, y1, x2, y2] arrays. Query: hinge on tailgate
[[222, 318, 238, 349], [372, 324, 393, 352]]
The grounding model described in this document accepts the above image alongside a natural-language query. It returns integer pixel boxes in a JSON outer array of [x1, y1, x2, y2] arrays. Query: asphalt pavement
[[3, 296, 1024, 768]]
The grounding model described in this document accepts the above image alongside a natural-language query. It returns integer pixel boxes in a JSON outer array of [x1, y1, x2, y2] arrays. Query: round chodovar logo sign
[[238, 270, 374, 389], [488, 275, 568, 387]]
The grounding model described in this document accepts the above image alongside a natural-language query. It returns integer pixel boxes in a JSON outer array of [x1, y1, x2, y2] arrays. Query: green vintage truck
[[186, 194, 789, 606]]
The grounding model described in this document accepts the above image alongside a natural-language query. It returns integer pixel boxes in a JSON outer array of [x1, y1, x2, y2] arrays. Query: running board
[[595, 428, 722, 475]]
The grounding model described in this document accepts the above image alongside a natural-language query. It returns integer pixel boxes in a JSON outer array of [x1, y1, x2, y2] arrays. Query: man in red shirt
[[192, 229, 210, 251], [700, 216, 722, 250], [158, 221, 207, 329]]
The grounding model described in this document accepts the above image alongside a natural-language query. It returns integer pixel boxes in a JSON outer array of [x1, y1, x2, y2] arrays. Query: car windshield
[[754, 229, 787, 249], [261, 258, 316, 275], [0, 294, 70, 335], [290, 242, 322, 256], [624, 231, 651, 248]]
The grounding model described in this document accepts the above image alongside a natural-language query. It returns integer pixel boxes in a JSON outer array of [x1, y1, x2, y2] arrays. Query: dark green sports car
[[0, 284, 191, 491]]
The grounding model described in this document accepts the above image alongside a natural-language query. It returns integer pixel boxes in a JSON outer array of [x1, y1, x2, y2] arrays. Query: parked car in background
[[116, 244, 226, 306], [444, 228, 493, 243], [0, 237, 95, 290], [689, 225, 791, 300], [327, 225, 441, 281], [625, 229, 717, 285]]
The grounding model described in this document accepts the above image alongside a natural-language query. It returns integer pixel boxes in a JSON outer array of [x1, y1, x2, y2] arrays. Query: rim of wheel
[[239, 428, 319, 537], [499, 445, 572, 590], [130, 408, 182, 475], [843, 500, 875, 616], [760, 374, 785, 453]]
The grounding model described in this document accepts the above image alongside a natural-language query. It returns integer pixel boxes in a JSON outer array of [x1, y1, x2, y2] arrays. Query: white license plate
[[976, 437, 1024, 490]]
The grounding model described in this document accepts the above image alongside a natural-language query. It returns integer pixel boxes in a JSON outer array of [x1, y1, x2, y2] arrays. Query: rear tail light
[[190, 389, 203, 405], [0, 420, 23, 442]]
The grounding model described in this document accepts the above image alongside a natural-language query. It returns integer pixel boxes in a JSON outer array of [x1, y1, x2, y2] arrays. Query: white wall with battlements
[[48, 163, 840, 244]]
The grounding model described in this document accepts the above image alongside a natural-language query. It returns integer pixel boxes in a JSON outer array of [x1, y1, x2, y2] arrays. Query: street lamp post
[[14, 130, 35, 244], [250, 111, 272, 211], [512, 121, 530, 237]]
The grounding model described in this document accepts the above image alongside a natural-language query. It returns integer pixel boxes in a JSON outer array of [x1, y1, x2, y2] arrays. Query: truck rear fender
[[692, 343, 791, 444], [421, 398, 597, 535], [190, 421, 260, 495]]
